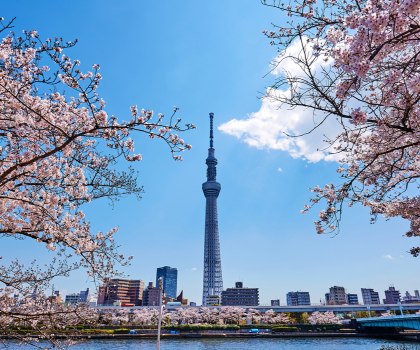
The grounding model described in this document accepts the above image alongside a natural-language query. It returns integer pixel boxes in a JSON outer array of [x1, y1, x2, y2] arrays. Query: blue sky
[[2, 1, 418, 305]]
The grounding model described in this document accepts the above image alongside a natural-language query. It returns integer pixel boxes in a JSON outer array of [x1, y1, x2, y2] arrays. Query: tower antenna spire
[[209, 112, 214, 148]]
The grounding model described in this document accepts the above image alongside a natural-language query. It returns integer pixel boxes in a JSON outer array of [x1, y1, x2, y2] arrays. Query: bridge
[[96, 303, 420, 313], [357, 314, 420, 331]]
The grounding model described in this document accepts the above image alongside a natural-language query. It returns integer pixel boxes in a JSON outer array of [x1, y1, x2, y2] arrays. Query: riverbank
[[1, 331, 419, 341]]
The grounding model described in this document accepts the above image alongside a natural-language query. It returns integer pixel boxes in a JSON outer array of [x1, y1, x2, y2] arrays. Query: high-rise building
[[328, 286, 347, 305], [286, 291, 311, 306], [202, 113, 223, 306], [384, 286, 401, 304], [361, 288, 380, 305], [97, 279, 145, 306], [347, 293, 359, 305], [271, 299, 280, 306], [221, 282, 259, 306], [156, 266, 178, 299]]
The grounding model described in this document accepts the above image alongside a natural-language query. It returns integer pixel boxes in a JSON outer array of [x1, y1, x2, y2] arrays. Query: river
[[2, 338, 419, 349]]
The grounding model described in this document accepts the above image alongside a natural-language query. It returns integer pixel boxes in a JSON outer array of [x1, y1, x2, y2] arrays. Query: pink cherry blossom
[[262, 0, 420, 255], [0, 18, 194, 347]]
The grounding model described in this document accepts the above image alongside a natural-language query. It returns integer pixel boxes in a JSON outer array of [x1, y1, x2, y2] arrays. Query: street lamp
[[156, 277, 163, 350]]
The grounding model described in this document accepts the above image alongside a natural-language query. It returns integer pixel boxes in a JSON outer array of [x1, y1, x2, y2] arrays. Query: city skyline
[[1, 0, 418, 307], [63, 269, 418, 307], [62, 279, 420, 308]]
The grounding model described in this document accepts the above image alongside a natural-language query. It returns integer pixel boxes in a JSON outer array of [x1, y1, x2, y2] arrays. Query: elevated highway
[[96, 303, 420, 313]]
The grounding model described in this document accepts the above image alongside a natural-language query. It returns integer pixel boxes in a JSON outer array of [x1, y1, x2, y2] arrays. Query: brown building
[[328, 286, 347, 305], [48, 290, 63, 304], [163, 296, 175, 305], [142, 282, 165, 306], [176, 290, 189, 306], [221, 282, 259, 306], [98, 279, 145, 306]]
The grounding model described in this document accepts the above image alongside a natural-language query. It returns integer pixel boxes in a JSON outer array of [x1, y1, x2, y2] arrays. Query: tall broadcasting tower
[[202, 112, 223, 306]]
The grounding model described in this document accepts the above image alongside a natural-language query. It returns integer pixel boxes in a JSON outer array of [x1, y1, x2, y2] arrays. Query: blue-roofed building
[[156, 266, 178, 299]]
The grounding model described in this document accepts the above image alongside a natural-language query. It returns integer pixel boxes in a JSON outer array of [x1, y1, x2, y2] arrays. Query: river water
[[3, 338, 419, 349]]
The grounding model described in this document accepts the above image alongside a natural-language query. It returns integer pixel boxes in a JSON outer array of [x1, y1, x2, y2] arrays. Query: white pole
[[156, 277, 163, 350]]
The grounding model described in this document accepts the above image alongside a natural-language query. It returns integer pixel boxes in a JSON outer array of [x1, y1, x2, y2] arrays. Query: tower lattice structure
[[202, 112, 223, 306]]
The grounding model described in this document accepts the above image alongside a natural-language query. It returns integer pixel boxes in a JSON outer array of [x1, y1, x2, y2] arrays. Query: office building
[[98, 279, 145, 306], [204, 294, 221, 306], [402, 290, 420, 304], [271, 299, 280, 306], [361, 288, 380, 305], [142, 282, 165, 306], [286, 291, 311, 306], [325, 293, 330, 303], [202, 113, 223, 305], [384, 286, 401, 304], [221, 282, 259, 306], [65, 288, 91, 306], [328, 286, 347, 305], [190, 302, 197, 307], [347, 293, 359, 305], [79, 288, 91, 303], [156, 266, 178, 299]]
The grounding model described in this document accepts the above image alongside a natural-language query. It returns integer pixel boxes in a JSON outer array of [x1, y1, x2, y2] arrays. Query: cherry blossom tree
[[308, 311, 340, 324], [261, 309, 276, 324], [0, 16, 194, 347], [112, 308, 130, 325], [230, 307, 246, 325], [185, 308, 202, 324], [273, 312, 290, 324], [132, 309, 150, 325], [149, 308, 168, 326], [219, 306, 235, 324], [262, 0, 420, 255], [169, 308, 200, 325], [246, 308, 261, 324], [200, 307, 221, 324]]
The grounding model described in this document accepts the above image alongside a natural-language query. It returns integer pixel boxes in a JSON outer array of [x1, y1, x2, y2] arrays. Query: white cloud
[[191, 267, 197, 270], [278, 167, 283, 172], [219, 38, 343, 163], [383, 255, 394, 260]]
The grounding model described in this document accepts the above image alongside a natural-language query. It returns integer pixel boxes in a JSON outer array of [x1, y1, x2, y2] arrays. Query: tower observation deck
[[202, 113, 223, 306]]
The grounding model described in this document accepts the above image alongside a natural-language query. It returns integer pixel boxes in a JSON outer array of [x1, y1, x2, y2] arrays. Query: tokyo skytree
[[202, 112, 223, 306]]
